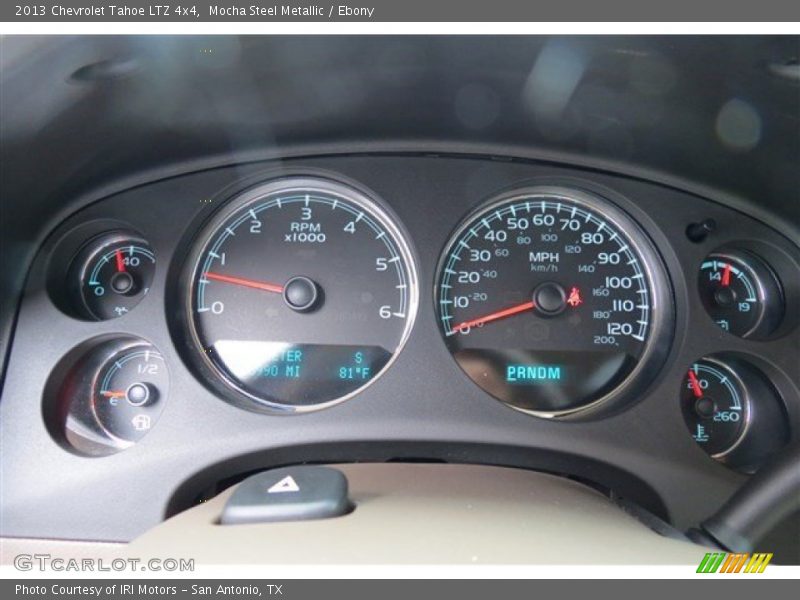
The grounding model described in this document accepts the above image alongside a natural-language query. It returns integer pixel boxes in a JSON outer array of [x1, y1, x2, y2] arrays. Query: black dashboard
[[0, 36, 798, 552]]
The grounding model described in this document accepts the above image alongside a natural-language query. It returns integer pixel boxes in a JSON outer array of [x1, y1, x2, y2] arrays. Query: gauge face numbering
[[435, 187, 670, 416], [185, 177, 418, 411]]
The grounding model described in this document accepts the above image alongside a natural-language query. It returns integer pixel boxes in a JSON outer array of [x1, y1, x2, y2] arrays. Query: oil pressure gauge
[[698, 250, 784, 339], [69, 232, 156, 320]]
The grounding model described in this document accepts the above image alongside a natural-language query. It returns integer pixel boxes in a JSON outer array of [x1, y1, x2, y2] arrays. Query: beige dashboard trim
[[0, 538, 124, 565], [124, 463, 708, 565]]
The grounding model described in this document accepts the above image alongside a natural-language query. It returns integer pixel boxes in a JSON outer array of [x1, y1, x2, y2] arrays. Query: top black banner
[[4, 0, 800, 22]]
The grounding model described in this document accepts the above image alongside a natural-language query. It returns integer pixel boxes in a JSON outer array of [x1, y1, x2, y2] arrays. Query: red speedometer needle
[[451, 300, 535, 334], [101, 390, 126, 399], [721, 263, 732, 287], [687, 369, 703, 398], [115, 250, 125, 273], [204, 272, 284, 294]]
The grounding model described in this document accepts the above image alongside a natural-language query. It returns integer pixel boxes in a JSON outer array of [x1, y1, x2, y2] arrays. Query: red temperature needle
[[115, 250, 126, 273], [451, 300, 535, 334], [721, 263, 732, 287], [687, 369, 703, 398], [204, 272, 284, 294]]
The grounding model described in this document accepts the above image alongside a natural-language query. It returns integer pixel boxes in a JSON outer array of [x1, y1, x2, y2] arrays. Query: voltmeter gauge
[[681, 356, 789, 472], [698, 250, 784, 339], [70, 233, 156, 320]]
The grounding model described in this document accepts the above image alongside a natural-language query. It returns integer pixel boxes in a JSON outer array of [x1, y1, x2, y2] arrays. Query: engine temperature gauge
[[698, 250, 783, 339], [70, 232, 156, 320], [682, 359, 748, 457], [681, 356, 789, 472]]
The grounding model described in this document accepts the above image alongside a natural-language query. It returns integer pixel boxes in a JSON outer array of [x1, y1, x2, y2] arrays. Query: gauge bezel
[[434, 185, 674, 419], [181, 175, 420, 414]]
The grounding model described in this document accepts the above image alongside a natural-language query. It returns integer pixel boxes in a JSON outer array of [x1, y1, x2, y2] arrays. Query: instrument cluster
[[31, 162, 798, 475]]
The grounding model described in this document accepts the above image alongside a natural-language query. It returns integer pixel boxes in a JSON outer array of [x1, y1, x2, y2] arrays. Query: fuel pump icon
[[131, 414, 152, 431]]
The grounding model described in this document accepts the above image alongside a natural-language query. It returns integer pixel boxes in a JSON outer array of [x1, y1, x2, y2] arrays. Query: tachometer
[[435, 186, 671, 417], [184, 177, 418, 412]]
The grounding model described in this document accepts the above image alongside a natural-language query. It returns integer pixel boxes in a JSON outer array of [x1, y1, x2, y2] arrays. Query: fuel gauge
[[49, 337, 169, 456], [698, 250, 783, 339], [92, 344, 168, 444]]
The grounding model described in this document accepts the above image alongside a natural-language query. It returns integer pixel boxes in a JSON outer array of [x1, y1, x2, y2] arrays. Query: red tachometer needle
[[204, 272, 284, 294], [721, 263, 732, 287], [115, 250, 126, 273], [688, 369, 703, 398], [101, 390, 126, 399], [451, 300, 535, 334]]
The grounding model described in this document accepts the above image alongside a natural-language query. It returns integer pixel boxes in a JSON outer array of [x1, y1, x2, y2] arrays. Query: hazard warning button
[[220, 466, 352, 525]]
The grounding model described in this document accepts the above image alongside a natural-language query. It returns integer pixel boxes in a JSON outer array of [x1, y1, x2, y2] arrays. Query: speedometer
[[183, 176, 418, 413], [435, 186, 671, 417]]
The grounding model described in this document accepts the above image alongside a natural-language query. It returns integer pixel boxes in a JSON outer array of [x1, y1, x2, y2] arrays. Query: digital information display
[[211, 341, 392, 406], [454, 349, 633, 413]]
